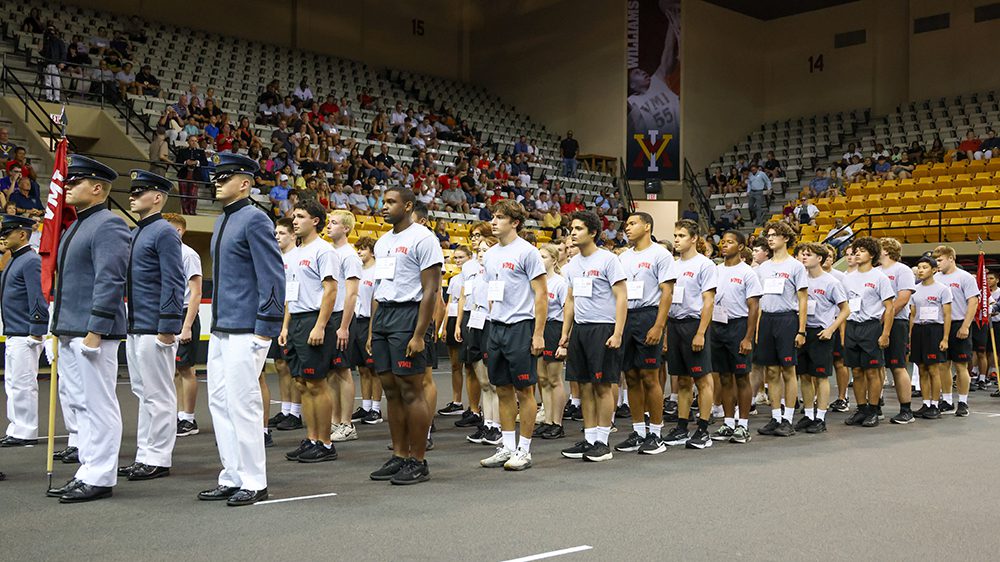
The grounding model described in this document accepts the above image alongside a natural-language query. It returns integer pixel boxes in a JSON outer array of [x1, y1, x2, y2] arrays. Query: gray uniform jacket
[[51, 205, 130, 339], [0, 245, 49, 337], [127, 213, 185, 335], [210, 197, 284, 337]]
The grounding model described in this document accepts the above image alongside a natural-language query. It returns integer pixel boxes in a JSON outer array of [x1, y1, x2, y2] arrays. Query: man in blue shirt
[[10, 176, 44, 217], [745, 163, 771, 226]]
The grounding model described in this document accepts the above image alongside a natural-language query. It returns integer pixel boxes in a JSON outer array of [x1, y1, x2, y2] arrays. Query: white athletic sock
[[633, 423, 647, 438], [178, 411, 195, 422], [502, 430, 516, 451], [931, 400, 939, 407], [804, 408, 814, 420], [772, 409, 782, 422], [711, 405, 724, 418], [923, 399, 931, 407], [738, 418, 749, 428], [264, 427, 270, 435], [281, 401, 292, 416], [734, 406, 741, 418], [362, 399, 372, 411], [290, 403, 302, 417], [571, 397, 581, 407], [617, 387, 626, 406], [959, 394, 968, 404], [944, 393, 953, 404], [971, 366, 980, 376], [782, 406, 793, 422], [669, 393, 677, 402], [596, 426, 611, 444], [724, 417, 735, 429], [780, 398, 786, 408], [650, 423, 662, 437], [584, 427, 597, 444], [372, 401, 381, 413], [518, 437, 531, 453], [427, 427, 432, 439], [816, 409, 827, 421]]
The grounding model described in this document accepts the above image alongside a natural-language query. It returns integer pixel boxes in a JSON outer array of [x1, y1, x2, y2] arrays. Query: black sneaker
[[922, 405, 941, 419], [663, 426, 689, 446], [285, 439, 315, 461], [370, 456, 407, 481], [455, 410, 483, 428], [992, 390, 1000, 398], [363, 410, 383, 424], [430, 422, 437, 434], [614, 403, 631, 419], [939, 401, 955, 413], [466, 425, 487, 444], [685, 428, 712, 449], [757, 418, 780, 435], [437, 402, 464, 416], [876, 406, 884, 420], [560, 440, 592, 459], [861, 409, 879, 427], [426, 438, 434, 451], [913, 404, 930, 417], [570, 405, 584, 422], [532, 423, 552, 438], [267, 412, 287, 428], [844, 409, 867, 426], [663, 400, 679, 422], [829, 398, 850, 413], [613, 431, 643, 452], [891, 410, 915, 424], [562, 401, 574, 419], [806, 419, 827, 433], [264, 431, 274, 448], [542, 424, 565, 439], [912, 388, 922, 398], [482, 427, 502, 446], [583, 441, 613, 462], [177, 419, 199, 437], [298, 442, 338, 463], [350, 407, 368, 422], [748, 405, 759, 416], [977, 380, 989, 391], [276, 414, 304, 431], [391, 458, 430, 485], [956, 402, 970, 417], [793, 416, 813, 432], [638, 433, 666, 455], [773, 420, 796, 437]]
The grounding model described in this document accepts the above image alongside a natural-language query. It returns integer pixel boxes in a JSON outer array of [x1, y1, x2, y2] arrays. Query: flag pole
[[45, 339, 58, 489]]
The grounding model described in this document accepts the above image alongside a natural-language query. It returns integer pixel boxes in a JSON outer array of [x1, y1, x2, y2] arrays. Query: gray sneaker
[[711, 425, 735, 441], [480, 447, 513, 468], [729, 425, 752, 444]]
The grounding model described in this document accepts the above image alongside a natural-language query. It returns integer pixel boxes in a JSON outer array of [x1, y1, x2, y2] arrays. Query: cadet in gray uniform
[[197, 153, 284, 507], [118, 170, 185, 482], [0, 214, 47, 447], [46, 155, 129, 504]]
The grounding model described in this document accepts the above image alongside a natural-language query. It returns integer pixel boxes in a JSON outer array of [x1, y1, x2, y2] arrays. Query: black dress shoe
[[61, 448, 80, 464], [46, 478, 82, 498], [198, 485, 240, 501], [53, 446, 77, 460], [128, 465, 170, 481], [59, 483, 113, 503], [226, 488, 268, 506], [1, 436, 38, 447], [118, 462, 141, 477]]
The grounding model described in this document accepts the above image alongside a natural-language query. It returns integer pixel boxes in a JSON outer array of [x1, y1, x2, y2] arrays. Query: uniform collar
[[137, 212, 162, 228], [77, 204, 103, 221], [222, 197, 251, 215], [9, 244, 32, 260]]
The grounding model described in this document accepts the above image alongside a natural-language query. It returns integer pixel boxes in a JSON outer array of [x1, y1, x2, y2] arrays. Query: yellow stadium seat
[[967, 159, 986, 172], [846, 196, 866, 210], [937, 189, 958, 204], [930, 162, 950, 176], [845, 183, 865, 197], [828, 197, 847, 211], [951, 174, 972, 188], [956, 187, 978, 203], [970, 173, 993, 187], [916, 177, 935, 189], [880, 193, 900, 208], [947, 161, 967, 175], [904, 220, 929, 243], [912, 165, 931, 179], [985, 160, 1000, 173]]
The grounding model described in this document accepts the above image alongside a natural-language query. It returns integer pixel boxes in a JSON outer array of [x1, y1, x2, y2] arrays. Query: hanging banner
[[626, 0, 680, 181]]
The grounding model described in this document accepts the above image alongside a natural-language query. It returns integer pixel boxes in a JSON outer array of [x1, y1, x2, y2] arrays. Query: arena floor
[[3, 368, 1000, 561]]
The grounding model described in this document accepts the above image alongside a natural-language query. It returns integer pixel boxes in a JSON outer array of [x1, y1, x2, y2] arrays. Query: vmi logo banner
[[626, 0, 680, 181]]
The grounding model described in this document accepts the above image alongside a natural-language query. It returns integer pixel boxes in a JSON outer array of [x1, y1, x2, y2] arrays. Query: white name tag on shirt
[[285, 281, 300, 302], [763, 278, 785, 295], [488, 280, 505, 302], [573, 277, 593, 298], [671, 285, 685, 304], [374, 256, 396, 280], [919, 306, 937, 321], [447, 302, 458, 316], [626, 281, 644, 300], [711, 306, 728, 324], [807, 300, 817, 316], [468, 310, 487, 330], [848, 297, 862, 313]]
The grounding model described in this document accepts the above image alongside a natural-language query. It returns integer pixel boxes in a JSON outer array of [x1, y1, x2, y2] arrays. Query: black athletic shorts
[[268, 337, 285, 361], [666, 318, 712, 378], [884, 318, 909, 369], [371, 302, 434, 376], [911, 323, 947, 365], [622, 307, 663, 371], [542, 319, 564, 363], [460, 311, 487, 364], [566, 323, 622, 385], [947, 322, 973, 363], [175, 311, 201, 368], [994, 322, 1000, 359], [845, 319, 884, 369], [754, 311, 798, 367], [445, 316, 460, 347], [486, 319, 537, 388], [284, 311, 338, 380], [325, 311, 350, 370], [970, 321, 989, 353], [348, 316, 373, 370], [797, 326, 834, 377], [711, 317, 750, 376], [832, 328, 844, 361]]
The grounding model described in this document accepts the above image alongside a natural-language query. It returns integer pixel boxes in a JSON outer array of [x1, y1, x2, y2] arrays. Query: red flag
[[975, 252, 989, 327], [38, 138, 76, 303]]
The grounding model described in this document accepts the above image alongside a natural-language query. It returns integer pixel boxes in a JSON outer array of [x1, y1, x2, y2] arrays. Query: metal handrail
[[818, 204, 1000, 245], [1, 59, 77, 152], [683, 158, 715, 227], [617, 157, 636, 214]]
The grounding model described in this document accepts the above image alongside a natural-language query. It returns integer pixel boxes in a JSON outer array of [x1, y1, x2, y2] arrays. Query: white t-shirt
[[667, 253, 717, 320], [286, 237, 339, 314], [628, 75, 679, 139], [372, 223, 444, 303], [546, 273, 568, 322], [461, 259, 484, 312], [934, 269, 980, 322], [564, 248, 627, 324], [333, 243, 364, 313], [332, 192, 350, 209], [756, 257, 809, 313], [843, 268, 895, 323], [355, 265, 375, 319], [806, 272, 847, 329], [878, 261, 917, 321], [483, 237, 546, 325], [180, 243, 202, 306], [714, 261, 764, 320], [912, 281, 953, 325], [618, 243, 674, 310], [446, 268, 464, 316]]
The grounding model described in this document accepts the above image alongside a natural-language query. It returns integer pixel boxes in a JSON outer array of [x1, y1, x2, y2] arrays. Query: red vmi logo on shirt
[[730, 277, 743, 284], [813, 289, 826, 296], [639, 262, 652, 269], [950, 283, 959, 289], [548, 292, 555, 299], [775, 272, 790, 279], [395, 246, 409, 255], [865, 282, 876, 289], [364, 280, 374, 287], [299, 259, 311, 267], [927, 296, 938, 302], [502, 262, 515, 271], [586, 270, 600, 277], [682, 271, 695, 278]]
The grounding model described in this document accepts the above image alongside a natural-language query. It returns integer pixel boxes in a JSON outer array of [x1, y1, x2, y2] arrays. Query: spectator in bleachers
[[88, 26, 110, 55], [368, 111, 389, 142], [348, 183, 370, 215], [0, 166, 22, 196], [843, 155, 864, 184], [204, 115, 220, 140], [926, 137, 945, 163], [843, 143, 862, 162], [338, 97, 355, 127], [158, 105, 185, 143], [115, 61, 138, 98], [331, 181, 350, 209], [40, 25, 67, 102], [514, 135, 529, 156], [824, 217, 853, 251], [873, 155, 893, 180], [186, 82, 203, 106], [793, 197, 819, 227], [906, 140, 925, 163], [682, 202, 698, 222], [559, 131, 579, 177], [441, 180, 469, 214], [110, 29, 132, 59], [256, 158, 277, 191], [148, 127, 170, 176], [22, 7, 43, 33], [6, 147, 36, 181], [975, 128, 998, 160], [181, 115, 200, 140], [808, 168, 831, 193], [716, 202, 742, 231], [176, 135, 206, 215], [390, 102, 407, 127], [134, 64, 161, 97], [871, 142, 889, 160], [215, 124, 236, 153], [358, 88, 375, 110], [889, 146, 903, 164], [957, 129, 982, 161], [102, 49, 123, 74], [10, 176, 44, 218], [293, 80, 313, 106], [415, 183, 436, 211], [199, 98, 224, 126], [892, 152, 915, 179], [542, 206, 561, 229], [763, 150, 783, 179], [746, 163, 771, 225], [0, 128, 13, 167], [724, 166, 742, 193], [65, 43, 92, 97], [269, 174, 291, 213], [127, 16, 148, 44]]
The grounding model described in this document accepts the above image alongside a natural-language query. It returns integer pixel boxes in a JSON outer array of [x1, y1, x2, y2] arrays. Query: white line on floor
[[254, 492, 338, 505], [502, 545, 593, 562]]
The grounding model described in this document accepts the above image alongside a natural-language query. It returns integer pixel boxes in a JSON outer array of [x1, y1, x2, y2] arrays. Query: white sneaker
[[504, 448, 532, 471], [535, 405, 546, 423], [480, 447, 513, 468], [754, 392, 770, 406], [332, 423, 358, 442]]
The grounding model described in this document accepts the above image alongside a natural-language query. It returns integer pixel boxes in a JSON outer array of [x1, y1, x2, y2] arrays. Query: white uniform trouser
[[207, 332, 269, 490], [57, 339, 80, 448], [4, 336, 43, 439], [126, 334, 178, 467], [42, 64, 62, 102], [58, 337, 123, 487]]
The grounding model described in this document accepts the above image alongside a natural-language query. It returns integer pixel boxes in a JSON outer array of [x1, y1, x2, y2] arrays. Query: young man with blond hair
[[932, 245, 980, 416], [877, 237, 917, 423], [327, 209, 364, 442]]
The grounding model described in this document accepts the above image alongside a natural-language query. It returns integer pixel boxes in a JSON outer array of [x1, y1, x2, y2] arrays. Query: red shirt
[[319, 102, 339, 115], [5, 160, 32, 177], [958, 139, 982, 152], [477, 159, 489, 170], [437, 174, 452, 192], [215, 134, 234, 153], [490, 193, 505, 205], [560, 202, 577, 214]]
